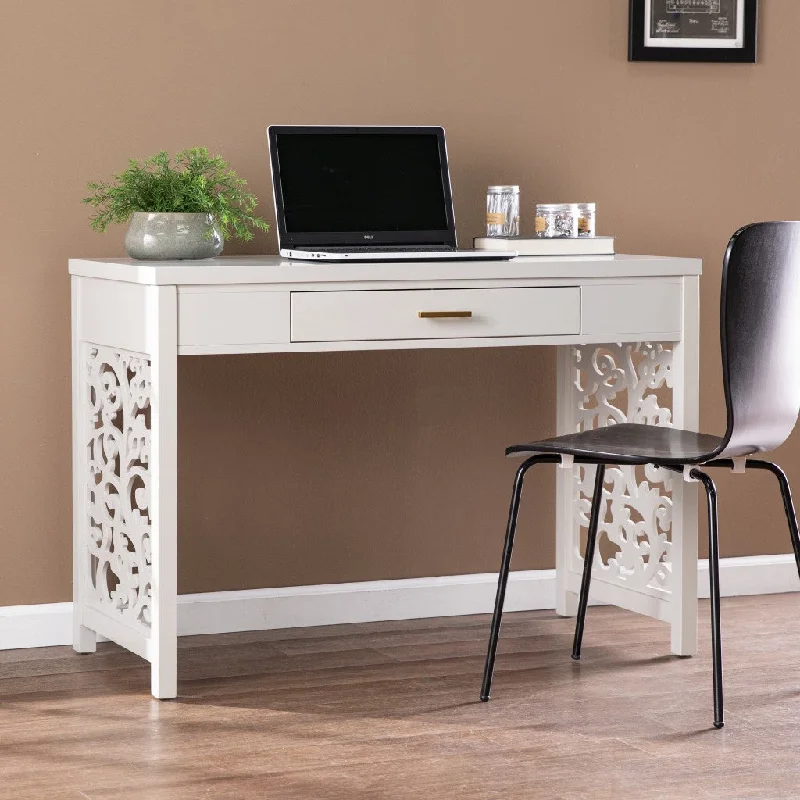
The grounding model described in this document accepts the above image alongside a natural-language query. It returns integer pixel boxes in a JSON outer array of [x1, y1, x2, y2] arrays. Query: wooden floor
[[2, 595, 800, 799]]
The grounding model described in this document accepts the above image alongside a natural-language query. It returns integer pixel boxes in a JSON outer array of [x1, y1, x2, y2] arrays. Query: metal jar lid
[[536, 203, 580, 212]]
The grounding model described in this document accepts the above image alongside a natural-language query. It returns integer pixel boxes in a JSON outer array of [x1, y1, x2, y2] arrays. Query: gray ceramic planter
[[124, 212, 223, 260]]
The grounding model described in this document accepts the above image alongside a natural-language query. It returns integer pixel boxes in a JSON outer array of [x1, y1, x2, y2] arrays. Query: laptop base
[[281, 248, 517, 262]]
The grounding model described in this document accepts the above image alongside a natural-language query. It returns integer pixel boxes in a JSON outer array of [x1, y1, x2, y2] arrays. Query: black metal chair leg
[[747, 460, 800, 580], [691, 467, 724, 730], [572, 464, 606, 660], [481, 455, 555, 702]]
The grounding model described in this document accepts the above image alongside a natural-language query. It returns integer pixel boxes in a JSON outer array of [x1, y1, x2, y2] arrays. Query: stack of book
[[474, 235, 615, 256]]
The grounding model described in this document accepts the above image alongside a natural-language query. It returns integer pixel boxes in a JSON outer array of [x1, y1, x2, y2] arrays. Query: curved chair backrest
[[719, 221, 800, 457]]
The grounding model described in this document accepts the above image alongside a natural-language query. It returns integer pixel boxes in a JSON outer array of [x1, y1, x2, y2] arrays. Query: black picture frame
[[629, 0, 758, 63]]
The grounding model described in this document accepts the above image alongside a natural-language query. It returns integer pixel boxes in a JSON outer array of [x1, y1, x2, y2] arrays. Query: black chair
[[480, 222, 800, 729]]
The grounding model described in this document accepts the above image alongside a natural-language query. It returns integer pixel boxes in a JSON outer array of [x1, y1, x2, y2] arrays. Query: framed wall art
[[629, 0, 758, 63]]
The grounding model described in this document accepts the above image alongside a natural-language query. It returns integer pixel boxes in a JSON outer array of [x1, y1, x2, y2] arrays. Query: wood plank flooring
[[2, 594, 800, 799]]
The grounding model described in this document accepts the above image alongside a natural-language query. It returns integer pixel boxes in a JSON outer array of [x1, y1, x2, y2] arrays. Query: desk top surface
[[69, 253, 702, 286]]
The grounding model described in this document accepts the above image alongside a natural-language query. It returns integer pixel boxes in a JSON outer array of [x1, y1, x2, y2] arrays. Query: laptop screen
[[269, 126, 457, 248]]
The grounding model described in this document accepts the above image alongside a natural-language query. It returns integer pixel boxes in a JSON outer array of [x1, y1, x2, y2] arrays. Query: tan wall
[[1, 0, 797, 605]]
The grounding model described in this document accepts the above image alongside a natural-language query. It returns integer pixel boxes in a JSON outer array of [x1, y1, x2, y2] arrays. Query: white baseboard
[[697, 553, 800, 598], [177, 569, 556, 637], [2, 554, 797, 651], [0, 602, 74, 650]]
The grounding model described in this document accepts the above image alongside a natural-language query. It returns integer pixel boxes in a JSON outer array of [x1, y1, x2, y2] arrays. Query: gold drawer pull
[[418, 310, 473, 319]]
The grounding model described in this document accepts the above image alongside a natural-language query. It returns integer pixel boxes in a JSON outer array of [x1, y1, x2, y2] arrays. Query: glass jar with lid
[[577, 203, 596, 237], [534, 203, 580, 238], [486, 185, 520, 237]]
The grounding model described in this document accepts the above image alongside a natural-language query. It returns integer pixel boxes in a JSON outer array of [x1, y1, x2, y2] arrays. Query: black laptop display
[[268, 125, 516, 262]]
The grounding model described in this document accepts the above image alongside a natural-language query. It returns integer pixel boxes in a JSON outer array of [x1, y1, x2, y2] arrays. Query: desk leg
[[147, 286, 179, 698], [669, 276, 700, 657], [555, 345, 579, 617], [555, 327, 699, 656], [72, 279, 97, 655], [72, 279, 178, 698]]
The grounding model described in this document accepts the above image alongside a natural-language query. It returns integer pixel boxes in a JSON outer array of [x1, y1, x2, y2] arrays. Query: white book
[[474, 235, 615, 256]]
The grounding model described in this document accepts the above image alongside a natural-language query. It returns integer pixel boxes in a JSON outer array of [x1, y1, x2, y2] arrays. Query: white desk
[[69, 254, 701, 699]]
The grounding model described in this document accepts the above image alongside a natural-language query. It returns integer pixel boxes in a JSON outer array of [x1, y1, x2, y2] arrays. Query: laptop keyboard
[[298, 245, 456, 254]]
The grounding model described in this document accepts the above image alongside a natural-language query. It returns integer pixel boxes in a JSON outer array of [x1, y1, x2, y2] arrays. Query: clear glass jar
[[577, 203, 596, 237], [534, 203, 579, 238], [486, 185, 520, 237]]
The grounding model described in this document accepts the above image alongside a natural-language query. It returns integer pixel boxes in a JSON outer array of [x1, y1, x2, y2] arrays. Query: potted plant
[[83, 147, 270, 260]]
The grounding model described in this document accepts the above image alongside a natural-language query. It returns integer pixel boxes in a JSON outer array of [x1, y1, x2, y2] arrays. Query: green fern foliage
[[82, 148, 270, 242]]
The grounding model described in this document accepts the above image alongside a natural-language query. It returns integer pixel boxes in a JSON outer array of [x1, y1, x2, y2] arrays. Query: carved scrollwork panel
[[82, 344, 152, 631], [571, 343, 674, 597]]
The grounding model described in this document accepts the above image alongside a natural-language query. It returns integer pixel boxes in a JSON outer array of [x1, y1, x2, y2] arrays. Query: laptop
[[268, 125, 517, 262]]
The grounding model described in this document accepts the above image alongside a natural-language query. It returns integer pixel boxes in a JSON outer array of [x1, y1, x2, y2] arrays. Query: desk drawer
[[291, 287, 580, 342]]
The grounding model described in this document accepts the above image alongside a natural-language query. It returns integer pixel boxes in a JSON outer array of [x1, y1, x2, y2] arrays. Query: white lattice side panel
[[82, 344, 153, 632], [571, 343, 675, 599]]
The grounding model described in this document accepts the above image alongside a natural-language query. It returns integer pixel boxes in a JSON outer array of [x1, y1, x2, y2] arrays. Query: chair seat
[[506, 423, 725, 465]]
